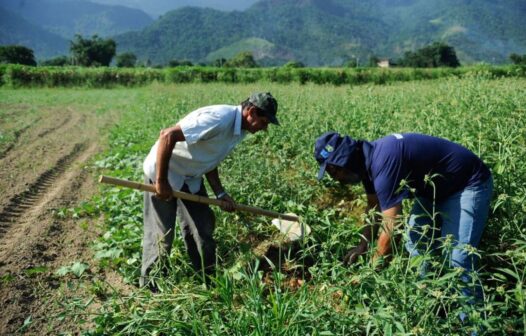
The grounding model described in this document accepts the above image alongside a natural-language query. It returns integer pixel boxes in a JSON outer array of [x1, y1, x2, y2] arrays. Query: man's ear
[[247, 105, 258, 116], [241, 105, 253, 119]]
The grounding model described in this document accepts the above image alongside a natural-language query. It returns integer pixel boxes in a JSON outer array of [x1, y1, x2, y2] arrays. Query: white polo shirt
[[143, 105, 246, 194]]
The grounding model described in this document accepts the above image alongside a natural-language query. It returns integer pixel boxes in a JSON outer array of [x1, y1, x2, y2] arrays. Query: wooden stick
[[99, 175, 299, 222]]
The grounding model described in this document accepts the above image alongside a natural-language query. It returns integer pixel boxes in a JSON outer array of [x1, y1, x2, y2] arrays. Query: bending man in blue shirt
[[314, 132, 493, 299]]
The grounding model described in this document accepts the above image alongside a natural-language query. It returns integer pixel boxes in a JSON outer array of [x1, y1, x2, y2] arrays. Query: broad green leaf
[[55, 266, 70, 277], [70, 262, 89, 277]]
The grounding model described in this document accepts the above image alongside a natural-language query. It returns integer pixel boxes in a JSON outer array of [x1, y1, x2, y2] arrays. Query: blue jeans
[[405, 176, 493, 299]]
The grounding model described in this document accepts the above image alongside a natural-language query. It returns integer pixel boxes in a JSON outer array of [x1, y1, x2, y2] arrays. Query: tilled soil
[[0, 105, 120, 335]]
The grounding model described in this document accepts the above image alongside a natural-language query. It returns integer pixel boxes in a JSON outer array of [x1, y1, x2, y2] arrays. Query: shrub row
[[0, 65, 164, 88], [1, 64, 524, 88]]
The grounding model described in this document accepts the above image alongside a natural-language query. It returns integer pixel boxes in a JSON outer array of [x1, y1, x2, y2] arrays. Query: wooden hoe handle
[[99, 175, 299, 222]]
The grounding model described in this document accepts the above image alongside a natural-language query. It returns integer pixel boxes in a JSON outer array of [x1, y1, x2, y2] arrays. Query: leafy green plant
[[56, 262, 90, 278]]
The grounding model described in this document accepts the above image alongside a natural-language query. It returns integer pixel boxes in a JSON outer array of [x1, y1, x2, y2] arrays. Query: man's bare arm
[[343, 194, 380, 265], [205, 168, 235, 212], [155, 124, 185, 199], [375, 204, 402, 258]]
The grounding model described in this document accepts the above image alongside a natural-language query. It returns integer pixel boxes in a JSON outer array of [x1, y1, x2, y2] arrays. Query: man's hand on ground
[[343, 244, 368, 266]]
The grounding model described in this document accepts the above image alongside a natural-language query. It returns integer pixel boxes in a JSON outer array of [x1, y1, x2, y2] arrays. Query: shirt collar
[[234, 105, 243, 136]]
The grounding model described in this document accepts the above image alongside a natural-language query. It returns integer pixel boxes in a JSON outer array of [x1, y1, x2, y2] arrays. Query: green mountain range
[[115, 0, 526, 65], [1, 0, 524, 64], [0, 6, 69, 58], [2, 0, 153, 39], [90, 0, 259, 17], [0, 0, 153, 59]]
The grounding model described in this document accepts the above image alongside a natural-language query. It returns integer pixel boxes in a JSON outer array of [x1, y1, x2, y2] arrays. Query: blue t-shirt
[[362, 133, 491, 211]]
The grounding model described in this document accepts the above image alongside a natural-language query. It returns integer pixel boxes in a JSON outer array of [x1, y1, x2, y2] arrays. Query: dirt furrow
[[0, 142, 100, 335], [0, 103, 120, 335], [0, 109, 87, 212], [36, 113, 72, 138], [0, 122, 35, 160], [0, 143, 86, 241]]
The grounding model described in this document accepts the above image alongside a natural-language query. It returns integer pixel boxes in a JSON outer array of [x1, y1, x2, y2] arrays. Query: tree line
[[1, 36, 525, 68]]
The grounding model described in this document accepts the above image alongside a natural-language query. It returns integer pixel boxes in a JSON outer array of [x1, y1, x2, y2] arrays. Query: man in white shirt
[[141, 92, 279, 287]]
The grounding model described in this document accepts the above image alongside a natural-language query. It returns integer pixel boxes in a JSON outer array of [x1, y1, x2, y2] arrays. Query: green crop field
[[2, 77, 525, 334]]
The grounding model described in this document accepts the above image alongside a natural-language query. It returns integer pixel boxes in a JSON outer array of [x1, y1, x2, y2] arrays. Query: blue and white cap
[[314, 131, 360, 180]]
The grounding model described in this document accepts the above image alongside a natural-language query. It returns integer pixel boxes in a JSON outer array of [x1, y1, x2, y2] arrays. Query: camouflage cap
[[248, 92, 279, 125]]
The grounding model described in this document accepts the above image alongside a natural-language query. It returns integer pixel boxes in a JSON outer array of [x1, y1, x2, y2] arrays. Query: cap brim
[[267, 114, 279, 125], [317, 161, 327, 180]]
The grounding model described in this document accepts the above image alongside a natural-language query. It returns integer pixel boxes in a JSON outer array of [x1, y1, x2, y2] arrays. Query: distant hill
[[115, 2, 388, 66], [372, 0, 526, 64], [90, 0, 259, 17], [115, 0, 526, 66], [204, 38, 294, 66], [1, 0, 153, 39], [2, 0, 524, 65], [0, 7, 68, 59]]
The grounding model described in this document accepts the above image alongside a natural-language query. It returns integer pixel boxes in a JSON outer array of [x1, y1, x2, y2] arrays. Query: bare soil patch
[[0, 104, 123, 334]]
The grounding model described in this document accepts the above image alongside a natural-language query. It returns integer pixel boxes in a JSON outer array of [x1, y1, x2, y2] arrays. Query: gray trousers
[[140, 176, 216, 287]]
